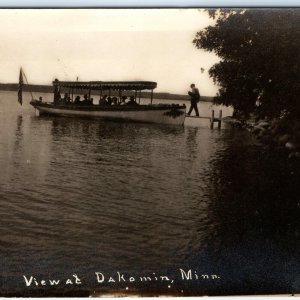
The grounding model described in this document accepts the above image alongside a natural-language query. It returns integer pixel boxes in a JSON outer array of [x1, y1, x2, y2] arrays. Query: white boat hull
[[31, 102, 186, 125]]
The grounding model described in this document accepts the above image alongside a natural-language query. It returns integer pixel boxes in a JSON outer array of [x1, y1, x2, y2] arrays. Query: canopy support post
[[88, 85, 91, 100], [139, 90, 141, 104], [119, 89, 122, 104], [150, 89, 153, 105]]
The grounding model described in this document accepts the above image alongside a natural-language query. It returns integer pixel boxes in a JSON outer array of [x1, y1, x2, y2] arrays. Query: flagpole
[[21, 69, 34, 101], [18, 68, 23, 105]]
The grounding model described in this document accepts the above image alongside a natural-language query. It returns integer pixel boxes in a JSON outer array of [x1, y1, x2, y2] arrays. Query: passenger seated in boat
[[111, 97, 118, 106], [90, 98, 94, 105], [99, 95, 108, 106], [83, 94, 88, 103], [38, 96, 43, 103], [62, 93, 69, 105], [82, 94, 91, 105], [127, 96, 138, 106], [54, 93, 61, 104], [120, 96, 127, 105], [74, 96, 81, 104], [107, 97, 112, 105]]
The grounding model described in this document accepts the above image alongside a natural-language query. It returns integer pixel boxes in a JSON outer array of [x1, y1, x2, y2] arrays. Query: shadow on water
[[182, 129, 300, 295], [49, 116, 184, 137]]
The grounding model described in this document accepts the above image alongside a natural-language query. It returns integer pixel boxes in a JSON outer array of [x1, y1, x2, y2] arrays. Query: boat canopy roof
[[53, 80, 157, 91]]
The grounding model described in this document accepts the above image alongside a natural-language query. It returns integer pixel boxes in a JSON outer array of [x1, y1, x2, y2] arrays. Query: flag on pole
[[18, 68, 23, 105]]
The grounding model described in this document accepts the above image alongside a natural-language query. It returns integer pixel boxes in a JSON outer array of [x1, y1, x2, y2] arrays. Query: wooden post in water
[[210, 110, 215, 129], [218, 110, 222, 129]]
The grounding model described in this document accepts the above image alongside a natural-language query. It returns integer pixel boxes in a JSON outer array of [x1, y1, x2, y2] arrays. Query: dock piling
[[210, 110, 215, 129], [186, 109, 222, 129], [218, 110, 222, 129]]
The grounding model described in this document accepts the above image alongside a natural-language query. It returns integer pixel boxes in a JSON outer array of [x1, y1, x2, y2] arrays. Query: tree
[[193, 9, 300, 118]]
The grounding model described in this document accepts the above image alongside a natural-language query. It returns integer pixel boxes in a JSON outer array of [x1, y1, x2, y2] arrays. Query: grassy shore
[[0, 83, 214, 102]]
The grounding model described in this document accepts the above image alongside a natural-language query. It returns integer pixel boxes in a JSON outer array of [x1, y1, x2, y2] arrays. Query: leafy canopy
[[193, 9, 300, 117]]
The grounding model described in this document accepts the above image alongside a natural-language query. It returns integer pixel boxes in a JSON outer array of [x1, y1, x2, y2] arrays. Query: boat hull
[[30, 102, 186, 125]]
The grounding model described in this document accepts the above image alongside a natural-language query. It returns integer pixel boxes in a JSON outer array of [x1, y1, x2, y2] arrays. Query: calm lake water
[[0, 91, 299, 296]]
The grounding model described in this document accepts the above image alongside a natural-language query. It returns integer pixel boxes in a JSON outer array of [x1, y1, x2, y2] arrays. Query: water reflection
[[13, 115, 23, 152], [185, 127, 199, 158], [0, 92, 299, 296]]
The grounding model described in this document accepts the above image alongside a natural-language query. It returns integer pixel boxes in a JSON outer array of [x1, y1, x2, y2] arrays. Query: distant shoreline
[[0, 83, 214, 102]]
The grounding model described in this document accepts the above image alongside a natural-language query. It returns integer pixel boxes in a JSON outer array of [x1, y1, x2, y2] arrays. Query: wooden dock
[[185, 110, 222, 129]]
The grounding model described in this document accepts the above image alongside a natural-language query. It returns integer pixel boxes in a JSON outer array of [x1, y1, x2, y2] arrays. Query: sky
[[0, 9, 220, 96]]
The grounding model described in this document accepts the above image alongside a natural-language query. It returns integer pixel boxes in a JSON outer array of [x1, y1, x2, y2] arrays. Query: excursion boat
[[28, 79, 186, 125]]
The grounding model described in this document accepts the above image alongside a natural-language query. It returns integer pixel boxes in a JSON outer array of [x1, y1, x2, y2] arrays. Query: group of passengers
[[74, 94, 93, 105], [99, 95, 138, 106], [53, 92, 138, 106], [54, 93, 93, 105], [54, 93, 71, 105]]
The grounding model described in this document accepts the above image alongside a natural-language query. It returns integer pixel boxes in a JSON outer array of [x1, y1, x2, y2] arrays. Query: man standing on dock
[[187, 83, 200, 116]]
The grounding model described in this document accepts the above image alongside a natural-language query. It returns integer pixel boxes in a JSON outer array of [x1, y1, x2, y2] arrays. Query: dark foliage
[[193, 9, 300, 118]]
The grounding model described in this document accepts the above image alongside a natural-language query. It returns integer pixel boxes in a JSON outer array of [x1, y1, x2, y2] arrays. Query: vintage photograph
[[0, 8, 299, 297]]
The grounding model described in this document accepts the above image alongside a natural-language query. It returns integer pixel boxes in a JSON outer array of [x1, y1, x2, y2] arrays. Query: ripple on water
[[1, 92, 299, 295]]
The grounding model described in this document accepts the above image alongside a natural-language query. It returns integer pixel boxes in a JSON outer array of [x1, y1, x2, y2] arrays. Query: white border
[[0, 4, 298, 300], [0, 0, 299, 7]]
